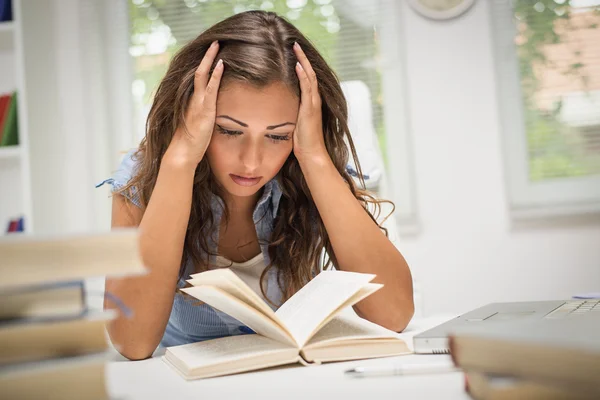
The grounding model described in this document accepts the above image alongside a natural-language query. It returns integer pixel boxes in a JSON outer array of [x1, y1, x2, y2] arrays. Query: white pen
[[345, 362, 461, 378]]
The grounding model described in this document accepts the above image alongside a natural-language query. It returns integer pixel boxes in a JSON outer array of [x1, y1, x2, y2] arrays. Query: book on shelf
[[0, 91, 18, 147], [0, 0, 12, 22], [16, 216, 23, 232], [163, 268, 411, 380], [6, 219, 18, 234], [449, 317, 600, 399], [5, 216, 24, 234], [464, 370, 592, 400], [0, 93, 10, 143]]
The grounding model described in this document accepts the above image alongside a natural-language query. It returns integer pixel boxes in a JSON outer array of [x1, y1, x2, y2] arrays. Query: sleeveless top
[[214, 253, 270, 305], [96, 150, 285, 347]]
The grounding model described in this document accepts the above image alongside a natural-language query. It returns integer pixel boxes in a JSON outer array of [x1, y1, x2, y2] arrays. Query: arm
[[105, 150, 197, 360], [105, 42, 224, 360], [292, 43, 414, 332], [300, 154, 414, 332]]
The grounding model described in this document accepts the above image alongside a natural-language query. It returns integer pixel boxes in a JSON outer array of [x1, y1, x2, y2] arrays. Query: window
[[128, 0, 417, 226], [490, 0, 600, 217]]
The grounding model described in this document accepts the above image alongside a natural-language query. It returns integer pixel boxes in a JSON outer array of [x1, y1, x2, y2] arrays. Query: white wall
[[396, 0, 600, 316], [18, 0, 128, 236]]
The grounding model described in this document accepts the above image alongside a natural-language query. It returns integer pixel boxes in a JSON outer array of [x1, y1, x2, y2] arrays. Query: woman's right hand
[[166, 41, 224, 168]]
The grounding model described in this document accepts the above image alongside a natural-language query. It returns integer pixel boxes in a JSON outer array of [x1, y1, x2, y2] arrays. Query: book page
[[304, 313, 401, 349], [275, 271, 375, 348], [164, 334, 299, 380], [181, 286, 296, 347], [306, 282, 383, 338], [300, 314, 410, 364], [187, 269, 288, 331]]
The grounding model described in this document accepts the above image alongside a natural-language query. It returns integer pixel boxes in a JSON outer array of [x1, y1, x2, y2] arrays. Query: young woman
[[101, 10, 413, 360]]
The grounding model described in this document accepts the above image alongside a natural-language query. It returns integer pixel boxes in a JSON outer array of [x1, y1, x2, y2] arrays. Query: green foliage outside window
[[514, 0, 600, 180], [129, 0, 386, 164]]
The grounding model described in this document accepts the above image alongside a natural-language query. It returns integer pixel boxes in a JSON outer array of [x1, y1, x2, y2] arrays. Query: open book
[[163, 269, 411, 380]]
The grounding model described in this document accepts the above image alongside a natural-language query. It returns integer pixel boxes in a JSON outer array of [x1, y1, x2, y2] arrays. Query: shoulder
[[96, 149, 142, 207]]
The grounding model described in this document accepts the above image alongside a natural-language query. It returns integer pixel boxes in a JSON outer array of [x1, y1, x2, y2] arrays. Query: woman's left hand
[[292, 42, 328, 164]]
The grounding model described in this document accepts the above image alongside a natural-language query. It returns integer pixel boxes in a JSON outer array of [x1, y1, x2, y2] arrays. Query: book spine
[[0, 0, 13, 22], [16, 216, 24, 232], [7, 219, 18, 233], [0, 91, 18, 147]]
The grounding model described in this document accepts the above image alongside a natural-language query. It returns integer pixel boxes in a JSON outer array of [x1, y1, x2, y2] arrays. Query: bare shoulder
[[111, 193, 143, 228]]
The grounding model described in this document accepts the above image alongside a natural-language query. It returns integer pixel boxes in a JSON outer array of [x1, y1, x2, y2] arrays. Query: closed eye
[[266, 134, 290, 142], [217, 125, 290, 143], [216, 125, 243, 137]]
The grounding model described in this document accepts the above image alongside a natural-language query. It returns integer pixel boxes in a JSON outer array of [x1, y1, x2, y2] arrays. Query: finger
[[202, 59, 224, 114], [293, 42, 318, 87], [194, 41, 220, 95], [293, 42, 320, 105], [295, 61, 312, 107]]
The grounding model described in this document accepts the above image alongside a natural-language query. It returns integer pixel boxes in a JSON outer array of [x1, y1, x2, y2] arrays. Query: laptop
[[413, 299, 600, 354]]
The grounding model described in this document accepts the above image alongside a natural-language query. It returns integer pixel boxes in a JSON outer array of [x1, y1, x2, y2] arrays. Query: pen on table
[[345, 362, 461, 378]]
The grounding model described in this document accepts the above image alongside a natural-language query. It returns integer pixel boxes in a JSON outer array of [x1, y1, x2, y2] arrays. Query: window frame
[[489, 0, 600, 219], [378, 0, 419, 231]]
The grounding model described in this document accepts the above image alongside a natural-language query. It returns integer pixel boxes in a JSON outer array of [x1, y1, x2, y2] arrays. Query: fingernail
[[211, 40, 218, 48], [296, 61, 302, 70], [217, 59, 223, 67], [294, 41, 300, 50]]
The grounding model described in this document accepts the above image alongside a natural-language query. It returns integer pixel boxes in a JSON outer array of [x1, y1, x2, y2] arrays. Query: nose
[[239, 137, 262, 173]]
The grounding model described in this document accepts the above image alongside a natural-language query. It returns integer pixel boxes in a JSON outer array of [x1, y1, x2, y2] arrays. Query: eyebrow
[[216, 115, 295, 130]]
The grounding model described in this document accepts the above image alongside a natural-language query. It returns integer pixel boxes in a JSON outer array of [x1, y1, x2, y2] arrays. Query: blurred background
[[0, 0, 598, 317]]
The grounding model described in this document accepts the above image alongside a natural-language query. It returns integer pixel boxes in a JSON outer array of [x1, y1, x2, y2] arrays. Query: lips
[[229, 174, 262, 187]]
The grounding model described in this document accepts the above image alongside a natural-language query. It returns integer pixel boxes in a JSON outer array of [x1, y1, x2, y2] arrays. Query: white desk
[[107, 314, 471, 400]]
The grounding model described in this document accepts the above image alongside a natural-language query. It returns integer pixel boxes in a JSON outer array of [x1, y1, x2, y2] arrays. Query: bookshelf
[[0, 21, 12, 50], [0, 145, 20, 160], [0, 0, 133, 238], [0, 1, 32, 234], [0, 20, 12, 30]]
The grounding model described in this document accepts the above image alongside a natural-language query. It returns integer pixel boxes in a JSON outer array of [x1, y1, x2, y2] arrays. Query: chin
[[227, 186, 263, 198], [221, 178, 266, 198]]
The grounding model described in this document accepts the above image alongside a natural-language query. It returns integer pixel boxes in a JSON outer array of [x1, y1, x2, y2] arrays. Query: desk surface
[[107, 314, 471, 400]]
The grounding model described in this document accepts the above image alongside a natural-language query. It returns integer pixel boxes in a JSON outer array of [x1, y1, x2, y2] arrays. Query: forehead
[[216, 80, 300, 123]]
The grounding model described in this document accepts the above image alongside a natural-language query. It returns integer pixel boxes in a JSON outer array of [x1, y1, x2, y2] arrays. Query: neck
[[222, 189, 263, 219]]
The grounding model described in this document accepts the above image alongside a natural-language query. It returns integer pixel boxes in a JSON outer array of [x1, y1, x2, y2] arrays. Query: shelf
[[0, 21, 13, 32], [0, 21, 14, 51], [0, 146, 21, 162]]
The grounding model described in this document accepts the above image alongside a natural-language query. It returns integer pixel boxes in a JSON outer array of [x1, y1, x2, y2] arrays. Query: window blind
[[128, 0, 394, 149]]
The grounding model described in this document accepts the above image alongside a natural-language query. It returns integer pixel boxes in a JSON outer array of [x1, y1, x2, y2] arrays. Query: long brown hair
[[120, 10, 393, 306]]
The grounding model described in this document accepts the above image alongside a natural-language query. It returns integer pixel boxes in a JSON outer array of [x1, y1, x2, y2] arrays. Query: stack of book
[[0, 91, 18, 147], [449, 317, 600, 400], [0, 229, 146, 399]]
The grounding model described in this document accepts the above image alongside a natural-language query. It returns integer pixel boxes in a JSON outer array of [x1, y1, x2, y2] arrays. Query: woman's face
[[206, 80, 299, 200]]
